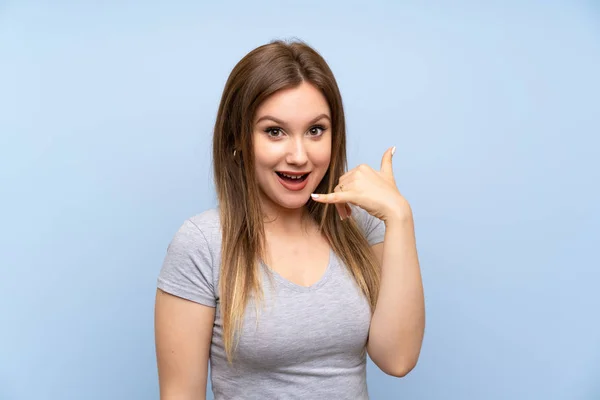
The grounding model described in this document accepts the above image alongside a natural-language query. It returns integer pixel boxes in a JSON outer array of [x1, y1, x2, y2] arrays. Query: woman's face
[[252, 82, 332, 212]]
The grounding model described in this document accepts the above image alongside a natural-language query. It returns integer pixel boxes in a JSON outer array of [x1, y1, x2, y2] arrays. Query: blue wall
[[1, 1, 599, 399]]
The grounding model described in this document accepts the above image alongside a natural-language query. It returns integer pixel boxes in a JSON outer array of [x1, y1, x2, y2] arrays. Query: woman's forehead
[[254, 83, 331, 126]]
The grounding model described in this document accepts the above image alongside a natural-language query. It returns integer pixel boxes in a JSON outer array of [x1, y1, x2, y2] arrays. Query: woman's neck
[[261, 204, 315, 238]]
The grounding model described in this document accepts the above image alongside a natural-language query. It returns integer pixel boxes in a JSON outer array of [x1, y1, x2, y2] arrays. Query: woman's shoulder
[[157, 208, 222, 306], [171, 207, 222, 260], [185, 208, 221, 237], [349, 205, 386, 246]]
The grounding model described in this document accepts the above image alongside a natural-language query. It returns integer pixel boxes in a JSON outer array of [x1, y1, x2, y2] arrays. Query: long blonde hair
[[212, 40, 380, 362]]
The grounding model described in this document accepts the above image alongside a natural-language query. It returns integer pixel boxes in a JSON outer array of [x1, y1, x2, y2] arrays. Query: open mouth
[[275, 171, 310, 183]]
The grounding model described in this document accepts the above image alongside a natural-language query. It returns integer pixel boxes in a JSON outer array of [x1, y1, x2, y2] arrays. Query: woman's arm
[[366, 208, 425, 377], [310, 146, 425, 377], [155, 289, 215, 399]]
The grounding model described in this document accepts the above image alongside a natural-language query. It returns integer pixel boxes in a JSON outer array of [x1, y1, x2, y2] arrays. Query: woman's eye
[[308, 126, 326, 136], [265, 128, 283, 137]]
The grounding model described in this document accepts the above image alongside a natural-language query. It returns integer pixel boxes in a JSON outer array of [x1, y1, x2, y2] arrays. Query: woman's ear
[[232, 148, 243, 167]]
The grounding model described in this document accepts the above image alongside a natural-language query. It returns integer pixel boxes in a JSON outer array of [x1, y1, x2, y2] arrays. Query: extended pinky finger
[[310, 192, 342, 203]]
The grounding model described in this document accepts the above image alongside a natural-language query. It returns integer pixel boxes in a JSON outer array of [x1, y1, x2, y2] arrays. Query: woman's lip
[[276, 172, 310, 191]]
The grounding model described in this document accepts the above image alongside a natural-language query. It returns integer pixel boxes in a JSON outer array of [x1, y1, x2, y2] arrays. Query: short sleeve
[[351, 205, 386, 246], [157, 219, 217, 307]]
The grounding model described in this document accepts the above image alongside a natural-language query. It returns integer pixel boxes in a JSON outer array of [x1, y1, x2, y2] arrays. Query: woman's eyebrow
[[255, 113, 331, 126]]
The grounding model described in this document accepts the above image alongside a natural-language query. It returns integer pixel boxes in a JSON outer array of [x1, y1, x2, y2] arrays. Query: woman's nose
[[286, 138, 308, 165]]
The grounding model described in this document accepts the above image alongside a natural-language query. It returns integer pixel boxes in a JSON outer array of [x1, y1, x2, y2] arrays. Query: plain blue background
[[1, 1, 599, 399]]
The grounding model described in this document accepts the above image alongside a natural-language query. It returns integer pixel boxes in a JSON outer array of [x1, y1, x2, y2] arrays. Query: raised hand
[[311, 146, 412, 223]]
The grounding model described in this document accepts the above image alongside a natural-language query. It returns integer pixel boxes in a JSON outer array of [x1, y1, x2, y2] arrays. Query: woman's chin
[[279, 197, 310, 210]]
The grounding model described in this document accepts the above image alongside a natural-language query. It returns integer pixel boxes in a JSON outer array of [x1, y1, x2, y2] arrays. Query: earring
[[233, 150, 237, 157]]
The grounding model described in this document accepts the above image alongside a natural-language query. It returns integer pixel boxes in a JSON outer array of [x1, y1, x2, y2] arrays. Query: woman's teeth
[[282, 173, 303, 180], [276, 172, 309, 181]]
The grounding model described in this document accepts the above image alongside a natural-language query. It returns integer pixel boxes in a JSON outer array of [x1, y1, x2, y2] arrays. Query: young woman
[[155, 39, 425, 399]]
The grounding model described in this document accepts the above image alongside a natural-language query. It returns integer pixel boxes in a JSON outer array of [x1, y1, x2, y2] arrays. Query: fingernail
[[311, 193, 319, 199], [391, 146, 396, 156]]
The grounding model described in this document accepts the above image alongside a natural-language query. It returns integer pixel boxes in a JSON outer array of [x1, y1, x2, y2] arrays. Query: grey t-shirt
[[157, 206, 386, 400]]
